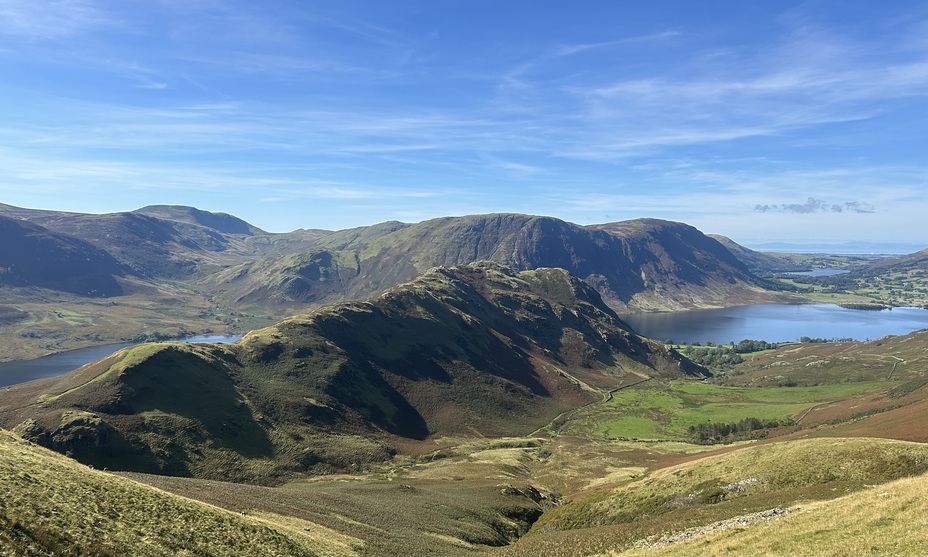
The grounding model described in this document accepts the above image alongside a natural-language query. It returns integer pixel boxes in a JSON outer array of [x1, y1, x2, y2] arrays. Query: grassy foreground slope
[[1, 426, 549, 557], [609, 448, 928, 556], [621, 459, 928, 556], [498, 437, 928, 557], [0, 429, 319, 557]]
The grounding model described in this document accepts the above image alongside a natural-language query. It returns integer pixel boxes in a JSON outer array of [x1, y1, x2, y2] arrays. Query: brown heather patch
[[123, 467, 545, 557]]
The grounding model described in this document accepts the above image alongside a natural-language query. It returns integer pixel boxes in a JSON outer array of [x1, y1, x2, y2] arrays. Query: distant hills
[[216, 213, 780, 312], [863, 247, 928, 275], [0, 262, 705, 482], [707, 234, 806, 274], [0, 204, 777, 310], [745, 240, 927, 255], [0, 203, 798, 359]]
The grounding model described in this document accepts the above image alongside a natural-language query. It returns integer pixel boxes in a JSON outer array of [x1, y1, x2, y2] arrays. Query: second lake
[[620, 304, 928, 346]]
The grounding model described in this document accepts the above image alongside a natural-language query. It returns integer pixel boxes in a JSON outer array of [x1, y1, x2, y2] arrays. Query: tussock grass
[[619, 470, 928, 556], [0, 430, 315, 556], [531, 437, 928, 533]]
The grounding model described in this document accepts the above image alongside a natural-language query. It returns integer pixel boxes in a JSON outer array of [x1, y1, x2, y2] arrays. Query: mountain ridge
[[217, 212, 785, 312], [0, 262, 705, 482], [0, 203, 804, 359]]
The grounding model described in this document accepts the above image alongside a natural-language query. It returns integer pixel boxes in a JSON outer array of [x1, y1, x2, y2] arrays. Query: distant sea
[[744, 241, 927, 255]]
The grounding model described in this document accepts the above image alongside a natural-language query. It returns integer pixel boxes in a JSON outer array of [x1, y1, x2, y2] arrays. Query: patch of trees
[[733, 339, 778, 352], [679, 339, 780, 371], [787, 274, 861, 292], [798, 336, 854, 343], [683, 345, 743, 370], [687, 417, 795, 445]]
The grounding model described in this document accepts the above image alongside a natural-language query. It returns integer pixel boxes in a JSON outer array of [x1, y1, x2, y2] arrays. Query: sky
[[1, 0, 927, 246]]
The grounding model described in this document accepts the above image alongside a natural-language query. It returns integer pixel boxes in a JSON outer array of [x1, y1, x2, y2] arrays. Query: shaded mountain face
[[0, 203, 328, 282], [0, 263, 706, 482], [0, 215, 125, 296], [587, 219, 770, 310]]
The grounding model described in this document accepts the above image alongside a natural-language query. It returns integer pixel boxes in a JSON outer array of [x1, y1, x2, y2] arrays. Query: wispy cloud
[[259, 185, 441, 202], [477, 154, 546, 176], [553, 30, 680, 57], [0, 0, 116, 40], [1, 2, 927, 240], [545, 20, 928, 160]]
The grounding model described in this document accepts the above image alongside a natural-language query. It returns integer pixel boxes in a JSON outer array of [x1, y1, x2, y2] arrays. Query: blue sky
[[1, 1, 927, 246]]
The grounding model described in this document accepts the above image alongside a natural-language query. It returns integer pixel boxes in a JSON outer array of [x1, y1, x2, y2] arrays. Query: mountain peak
[[134, 205, 263, 235]]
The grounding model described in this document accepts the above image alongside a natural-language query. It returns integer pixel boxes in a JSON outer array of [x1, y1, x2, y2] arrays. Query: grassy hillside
[[552, 380, 889, 442], [0, 429, 317, 557], [0, 263, 703, 483], [498, 437, 928, 557], [619, 447, 928, 556], [0, 204, 323, 360], [4, 328, 928, 556]]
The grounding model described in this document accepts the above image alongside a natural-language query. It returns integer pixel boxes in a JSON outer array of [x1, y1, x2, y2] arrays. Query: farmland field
[[556, 381, 893, 440]]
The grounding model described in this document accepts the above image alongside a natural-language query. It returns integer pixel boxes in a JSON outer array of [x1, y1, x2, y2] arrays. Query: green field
[[558, 381, 892, 440]]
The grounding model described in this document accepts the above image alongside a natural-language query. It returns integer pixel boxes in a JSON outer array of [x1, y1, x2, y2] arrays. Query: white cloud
[[0, 0, 115, 40]]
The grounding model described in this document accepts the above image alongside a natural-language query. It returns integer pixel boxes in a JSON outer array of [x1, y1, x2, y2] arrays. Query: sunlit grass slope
[[621, 466, 928, 556], [0, 429, 317, 557], [500, 437, 928, 557]]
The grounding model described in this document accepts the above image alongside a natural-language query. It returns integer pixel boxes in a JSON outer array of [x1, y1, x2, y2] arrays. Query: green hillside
[[0, 429, 315, 557], [4, 328, 928, 556], [500, 437, 928, 557], [0, 262, 703, 483], [621, 468, 928, 557]]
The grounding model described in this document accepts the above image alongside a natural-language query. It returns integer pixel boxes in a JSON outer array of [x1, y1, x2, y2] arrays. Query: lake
[[621, 304, 928, 346], [0, 335, 242, 388]]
